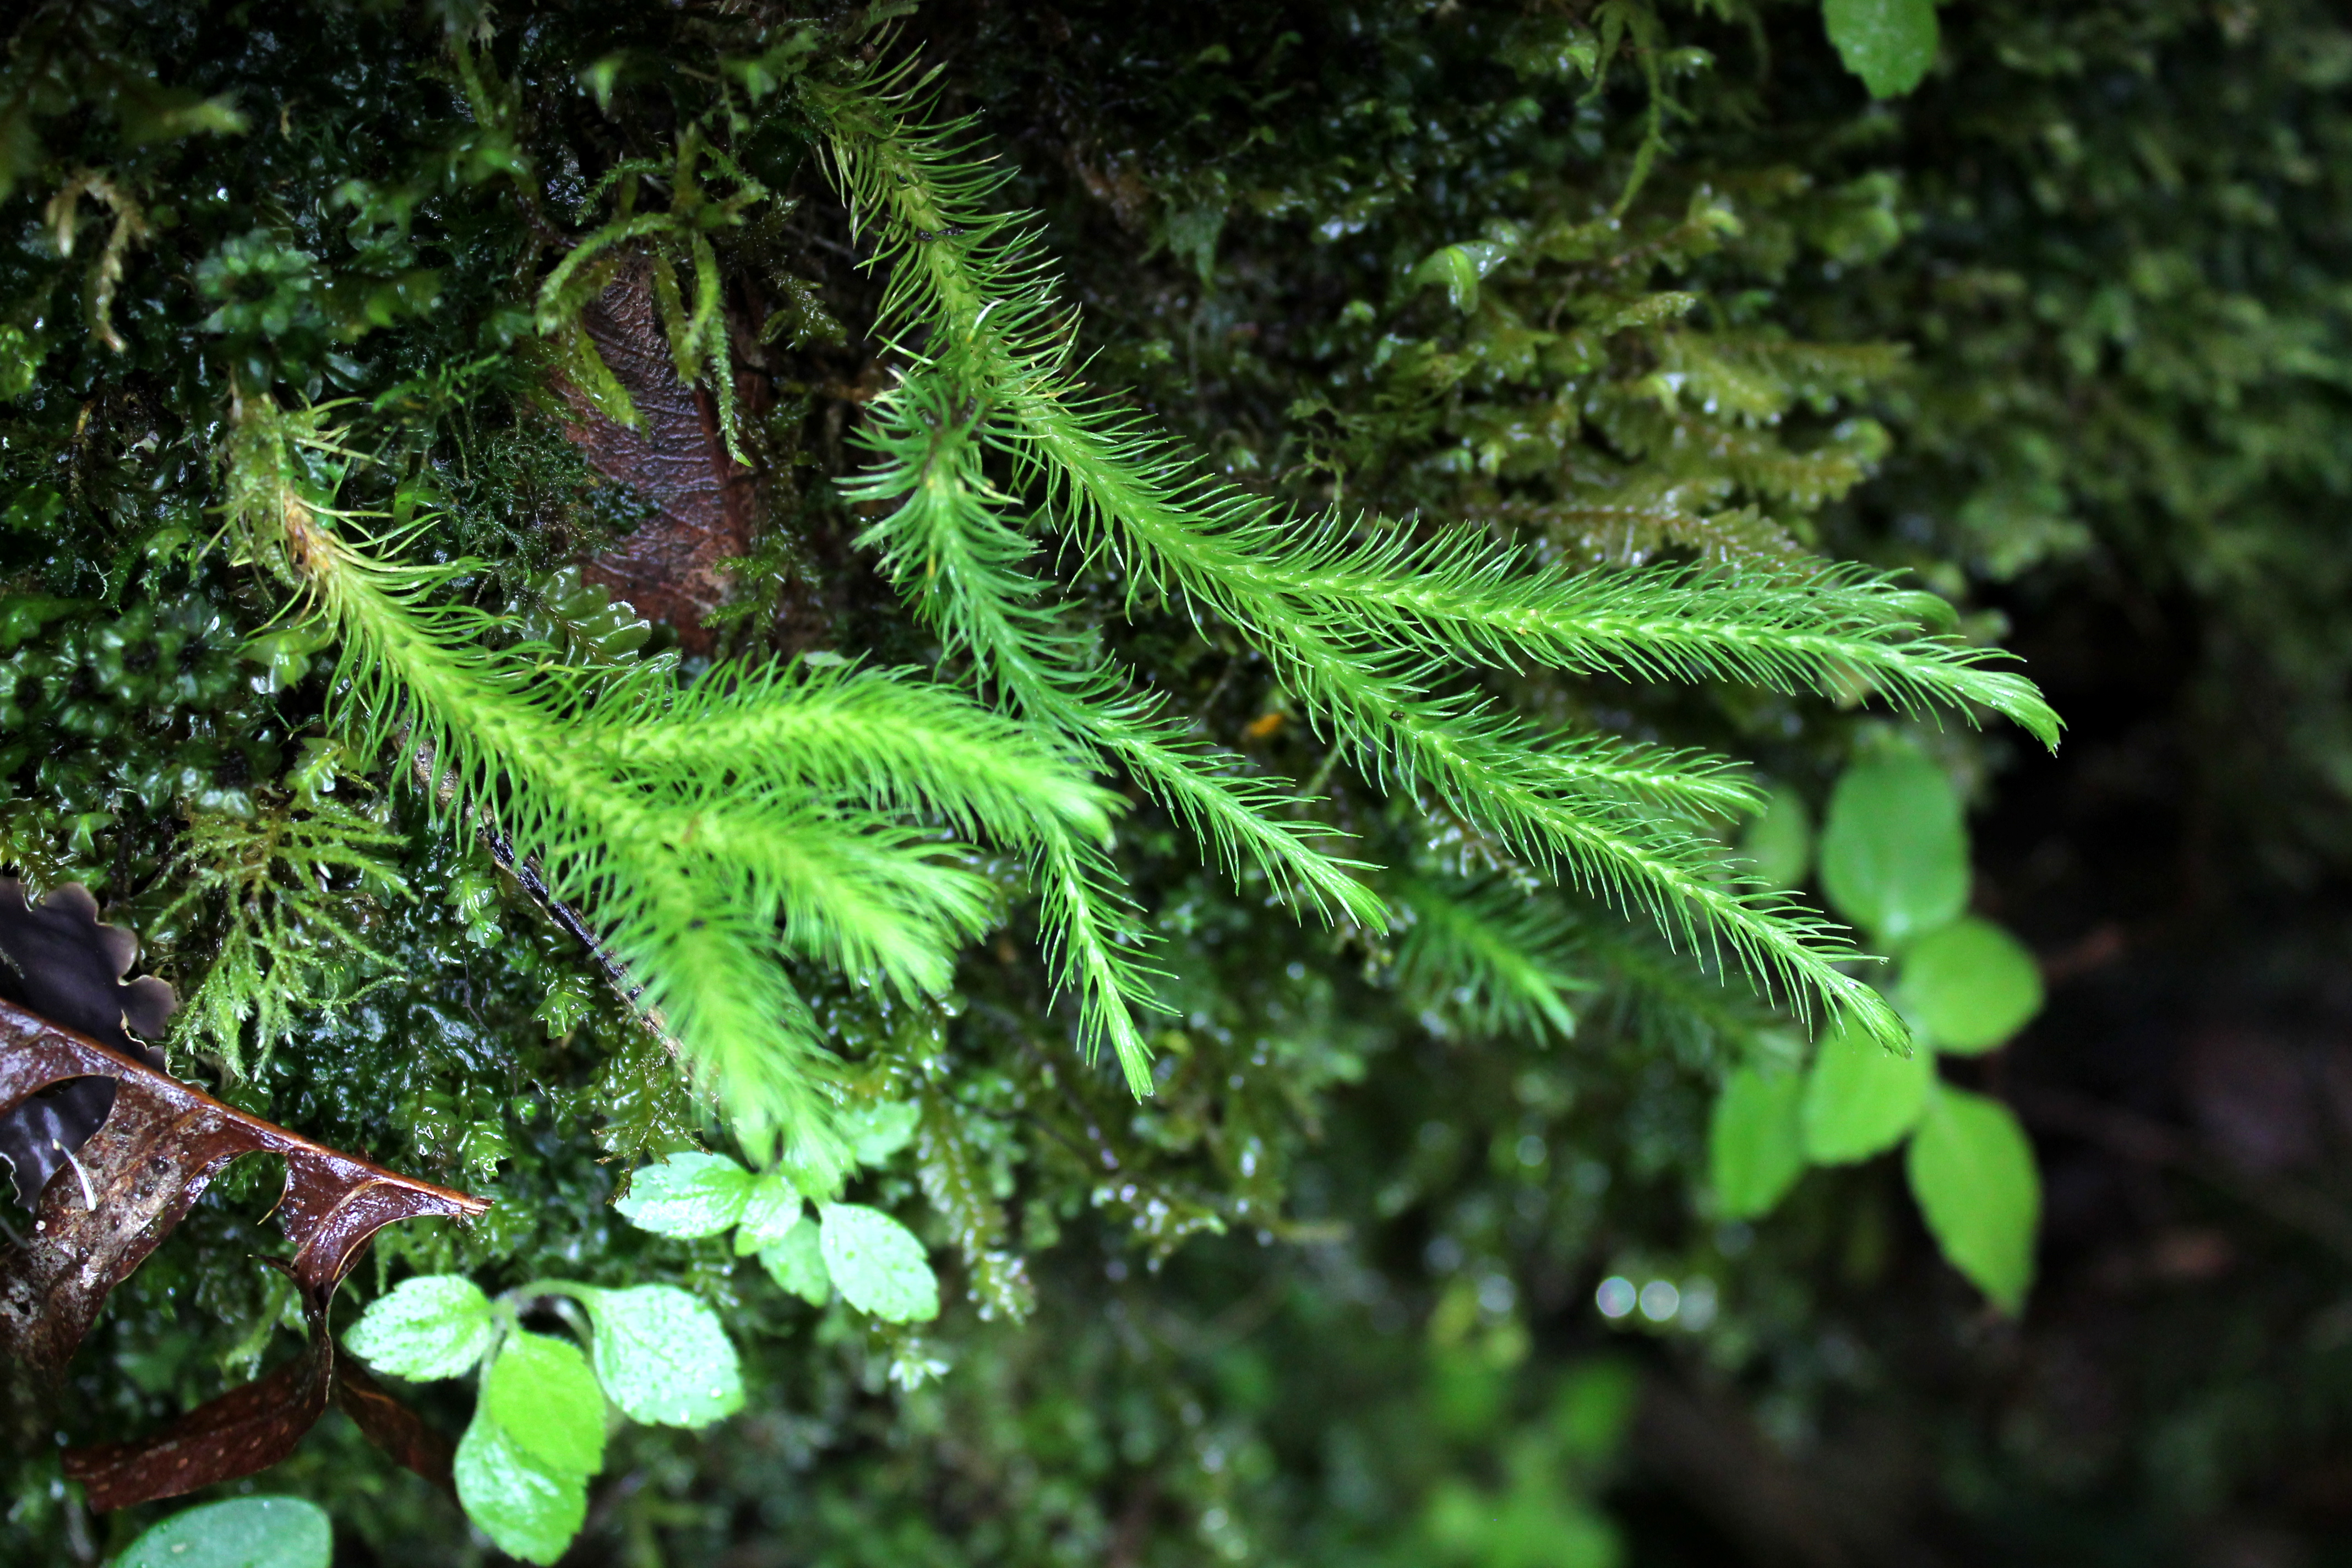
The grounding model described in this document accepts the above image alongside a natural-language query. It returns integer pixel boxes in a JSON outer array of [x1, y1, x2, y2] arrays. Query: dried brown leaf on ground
[[557, 259, 763, 651], [0, 975, 487, 1509]]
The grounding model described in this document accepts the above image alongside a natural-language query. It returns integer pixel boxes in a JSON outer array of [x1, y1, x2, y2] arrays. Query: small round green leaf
[[839, 1100, 922, 1168], [482, 1330, 607, 1477], [342, 1274, 496, 1382], [1898, 916, 2045, 1054], [579, 1284, 745, 1427], [116, 1498, 331, 1568], [732, 1168, 805, 1255], [1905, 1085, 2040, 1312], [1800, 1017, 1933, 1164], [819, 1202, 940, 1323], [1709, 1066, 1808, 1219], [759, 1216, 832, 1305], [1738, 785, 1813, 891], [1819, 749, 1968, 945], [454, 1412, 587, 1567], [613, 1151, 754, 1238], [1822, 0, 1939, 99]]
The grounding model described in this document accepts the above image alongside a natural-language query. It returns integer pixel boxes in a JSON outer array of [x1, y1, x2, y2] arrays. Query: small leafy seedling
[[344, 1273, 744, 1564], [1707, 743, 2047, 1310], [617, 1112, 941, 1325]]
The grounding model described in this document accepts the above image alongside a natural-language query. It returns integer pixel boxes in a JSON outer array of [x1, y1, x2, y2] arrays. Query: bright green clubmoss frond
[[846, 370, 1386, 933], [221, 395, 1119, 1167], [796, 65, 2060, 754], [789, 61, 2056, 1046]]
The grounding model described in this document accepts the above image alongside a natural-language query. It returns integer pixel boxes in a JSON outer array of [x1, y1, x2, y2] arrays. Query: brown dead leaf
[[62, 1294, 336, 1510], [332, 1354, 458, 1490], [64, 1297, 458, 1507], [0, 995, 487, 1509], [558, 259, 761, 652]]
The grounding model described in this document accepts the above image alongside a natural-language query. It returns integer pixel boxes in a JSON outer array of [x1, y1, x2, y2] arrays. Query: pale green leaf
[[455, 1412, 588, 1566], [482, 1331, 607, 1477], [578, 1284, 745, 1428], [581, 54, 625, 112], [1898, 916, 2045, 1054], [614, 1151, 754, 1238], [116, 1498, 331, 1568], [1819, 748, 1968, 945], [1822, 0, 1939, 99], [1710, 1065, 1808, 1218], [1738, 785, 1812, 891], [342, 1275, 496, 1382], [840, 1100, 922, 1167], [119, 89, 252, 148], [759, 1216, 833, 1305], [1408, 239, 1510, 313], [1905, 1085, 2040, 1311], [1166, 202, 1224, 283], [1800, 1016, 1932, 1164], [819, 1202, 940, 1322], [732, 1168, 805, 1255]]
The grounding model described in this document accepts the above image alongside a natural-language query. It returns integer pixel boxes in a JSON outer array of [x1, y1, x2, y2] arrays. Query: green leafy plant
[[1708, 741, 2046, 1309], [616, 1119, 942, 1322], [189, 57, 2064, 1189], [14, 1, 2227, 1558], [806, 59, 2056, 1055], [342, 1273, 744, 1564], [533, 127, 773, 458]]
